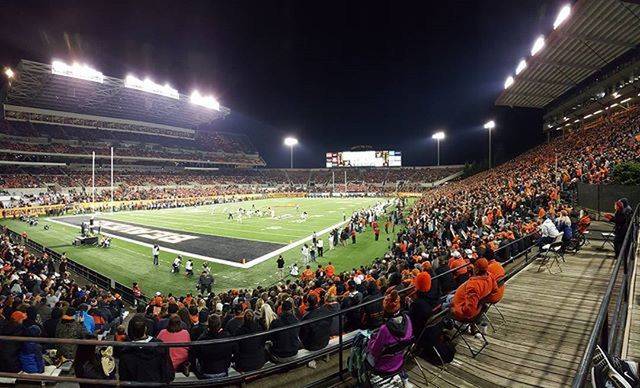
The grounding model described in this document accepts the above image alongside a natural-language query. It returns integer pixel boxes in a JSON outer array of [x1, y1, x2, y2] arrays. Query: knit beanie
[[415, 272, 432, 293], [383, 289, 400, 316]]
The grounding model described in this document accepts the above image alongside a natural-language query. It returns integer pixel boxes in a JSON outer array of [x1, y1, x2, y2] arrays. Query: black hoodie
[[269, 312, 300, 358], [118, 337, 175, 383]]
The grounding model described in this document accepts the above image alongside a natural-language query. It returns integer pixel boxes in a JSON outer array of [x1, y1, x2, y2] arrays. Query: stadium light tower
[[284, 137, 298, 168], [4, 67, 14, 79], [484, 120, 496, 169], [431, 131, 445, 166]]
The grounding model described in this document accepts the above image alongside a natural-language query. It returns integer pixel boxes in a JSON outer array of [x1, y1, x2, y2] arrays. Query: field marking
[[48, 218, 248, 268], [47, 197, 384, 270], [245, 219, 350, 268]]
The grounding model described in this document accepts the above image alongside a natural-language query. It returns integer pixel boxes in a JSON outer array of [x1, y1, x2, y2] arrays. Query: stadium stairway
[[404, 226, 616, 388]]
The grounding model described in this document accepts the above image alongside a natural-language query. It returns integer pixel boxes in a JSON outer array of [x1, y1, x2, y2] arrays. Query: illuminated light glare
[[484, 120, 496, 130], [583, 114, 593, 119], [531, 36, 545, 56], [565, 123, 570, 127], [553, 5, 571, 29], [563, 117, 569, 121], [4, 68, 14, 79], [432, 131, 445, 140], [593, 110, 603, 115], [612, 92, 620, 99], [610, 103, 618, 108], [620, 97, 632, 104], [573, 119, 580, 123], [284, 137, 298, 146], [504, 76, 514, 89], [515, 59, 527, 75], [51, 60, 103, 83], [125, 75, 179, 99], [190, 90, 220, 110]]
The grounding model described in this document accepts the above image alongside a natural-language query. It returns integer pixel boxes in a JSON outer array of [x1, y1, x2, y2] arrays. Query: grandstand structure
[[0, 1, 640, 388]]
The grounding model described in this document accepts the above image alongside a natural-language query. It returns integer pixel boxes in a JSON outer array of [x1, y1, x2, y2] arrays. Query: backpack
[[347, 330, 372, 385], [421, 333, 456, 366]]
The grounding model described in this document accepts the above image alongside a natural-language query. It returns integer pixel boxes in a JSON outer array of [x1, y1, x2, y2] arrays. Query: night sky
[[0, 0, 567, 168]]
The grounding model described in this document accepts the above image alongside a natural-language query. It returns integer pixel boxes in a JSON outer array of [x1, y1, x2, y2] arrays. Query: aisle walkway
[[409, 241, 615, 387]]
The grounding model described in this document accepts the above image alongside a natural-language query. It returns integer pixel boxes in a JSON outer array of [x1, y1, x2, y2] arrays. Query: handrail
[[0, 229, 538, 386], [572, 203, 640, 388]]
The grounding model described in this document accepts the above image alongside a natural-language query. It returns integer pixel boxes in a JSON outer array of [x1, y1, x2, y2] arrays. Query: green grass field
[[1, 197, 404, 296]]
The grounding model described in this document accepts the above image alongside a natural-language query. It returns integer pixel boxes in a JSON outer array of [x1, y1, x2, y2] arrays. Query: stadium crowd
[[0, 108, 638, 383]]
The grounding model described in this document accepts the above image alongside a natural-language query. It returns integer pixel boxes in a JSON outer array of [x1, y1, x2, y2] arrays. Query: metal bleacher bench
[[0, 365, 62, 386], [173, 330, 361, 383]]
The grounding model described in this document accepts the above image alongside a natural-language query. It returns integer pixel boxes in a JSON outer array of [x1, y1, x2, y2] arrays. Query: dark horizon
[[0, 0, 566, 168]]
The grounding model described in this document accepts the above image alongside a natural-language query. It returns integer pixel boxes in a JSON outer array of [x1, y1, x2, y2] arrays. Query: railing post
[[338, 311, 344, 381]]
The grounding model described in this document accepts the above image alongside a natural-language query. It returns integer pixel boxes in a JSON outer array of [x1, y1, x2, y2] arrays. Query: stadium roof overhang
[[2, 60, 230, 129], [495, 0, 640, 109]]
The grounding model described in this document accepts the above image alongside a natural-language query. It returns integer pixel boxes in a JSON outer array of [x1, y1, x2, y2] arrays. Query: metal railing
[[0, 230, 539, 387], [572, 204, 640, 388]]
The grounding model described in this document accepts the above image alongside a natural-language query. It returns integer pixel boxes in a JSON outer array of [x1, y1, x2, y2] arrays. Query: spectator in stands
[[157, 314, 191, 375], [118, 314, 175, 383], [193, 314, 237, 379], [0, 311, 26, 373], [486, 257, 506, 304], [268, 299, 300, 363], [73, 334, 114, 386], [300, 294, 331, 352], [366, 289, 413, 374], [234, 310, 267, 372], [322, 293, 341, 337], [537, 217, 561, 250], [55, 307, 87, 359], [605, 198, 634, 258], [361, 281, 384, 330], [43, 307, 62, 338], [450, 259, 498, 322], [190, 309, 209, 341], [19, 324, 45, 374]]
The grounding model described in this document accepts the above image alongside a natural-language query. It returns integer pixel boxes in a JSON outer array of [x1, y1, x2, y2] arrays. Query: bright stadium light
[[431, 131, 445, 140], [484, 121, 495, 169], [484, 120, 496, 130], [284, 137, 298, 168], [504, 76, 515, 89], [51, 60, 104, 83], [553, 5, 571, 30], [190, 90, 220, 110], [515, 59, 527, 75], [531, 36, 545, 56], [620, 97, 632, 104], [431, 131, 445, 166], [125, 75, 179, 99], [4, 67, 14, 79]]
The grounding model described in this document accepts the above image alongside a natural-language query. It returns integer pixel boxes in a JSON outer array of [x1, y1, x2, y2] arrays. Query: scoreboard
[[325, 150, 402, 168]]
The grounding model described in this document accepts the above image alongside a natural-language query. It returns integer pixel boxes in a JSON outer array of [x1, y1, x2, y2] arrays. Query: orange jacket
[[451, 274, 498, 321], [326, 265, 335, 278], [486, 261, 506, 303], [448, 257, 469, 278], [301, 269, 315, 281]]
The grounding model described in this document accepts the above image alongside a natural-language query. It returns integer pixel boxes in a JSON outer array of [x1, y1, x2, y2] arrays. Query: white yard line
[[49, 217, 350, 269], [47, 197, 378, 269], [48, 218, 247, 268]]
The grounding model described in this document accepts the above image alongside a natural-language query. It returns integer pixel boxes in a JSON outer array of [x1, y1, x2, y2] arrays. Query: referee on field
[[152, 243, 160, 266]]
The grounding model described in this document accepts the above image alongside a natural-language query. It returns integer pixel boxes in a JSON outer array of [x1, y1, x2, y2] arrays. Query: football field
[[1, 197, 401, 295]]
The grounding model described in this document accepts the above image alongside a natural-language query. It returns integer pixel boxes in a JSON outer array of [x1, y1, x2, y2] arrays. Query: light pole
[[431, 131, 445, 166], [283, 137, 298, 168], [484, 120, 495, 168]]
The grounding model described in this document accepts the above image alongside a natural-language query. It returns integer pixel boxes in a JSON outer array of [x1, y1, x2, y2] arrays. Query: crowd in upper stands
[[0, 120, 264, 166], [0, 107, 638, 382]]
